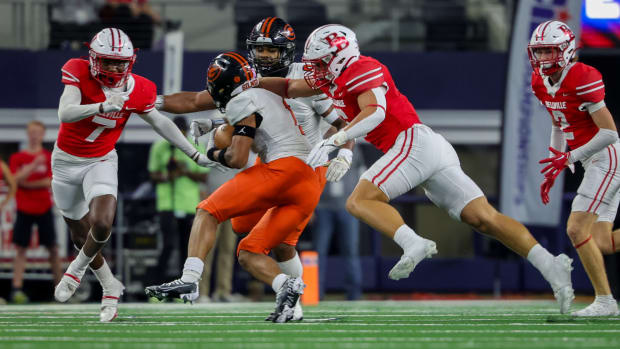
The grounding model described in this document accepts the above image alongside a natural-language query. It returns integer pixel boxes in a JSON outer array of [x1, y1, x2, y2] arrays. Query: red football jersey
[[9, 150, 53, 215], [59, 58, 157, 157], [320, 56, 420, 153], [531, 62, 605, 149]]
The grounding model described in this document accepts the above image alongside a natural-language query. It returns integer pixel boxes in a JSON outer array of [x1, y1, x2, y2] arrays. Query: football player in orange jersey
[[529, 21, 620, 316]]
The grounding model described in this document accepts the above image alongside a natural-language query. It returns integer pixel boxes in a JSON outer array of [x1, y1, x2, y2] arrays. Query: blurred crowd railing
[[0, 0, 513, 51]]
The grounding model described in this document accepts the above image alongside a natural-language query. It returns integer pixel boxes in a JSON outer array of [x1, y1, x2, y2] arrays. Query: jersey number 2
[[86, 115, 116, 142], [551, 110, 574, 141]]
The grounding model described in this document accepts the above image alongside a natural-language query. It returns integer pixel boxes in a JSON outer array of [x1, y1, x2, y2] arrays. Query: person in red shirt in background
[[9, 120, 62, 303]]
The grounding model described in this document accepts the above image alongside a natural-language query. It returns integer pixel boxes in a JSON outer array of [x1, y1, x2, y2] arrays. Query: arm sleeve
[[139, 109, 200, 161], [569, 128, 619, 163], [343, 87, 386, 140], [311, 94, 332, 115], [57, 85, 101, 123], [549, 125, 567, 155]]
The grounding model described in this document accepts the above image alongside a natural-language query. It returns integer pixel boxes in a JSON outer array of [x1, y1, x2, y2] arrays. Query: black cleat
[[145, 279, 199, 303], [271, 277, 305, 323]]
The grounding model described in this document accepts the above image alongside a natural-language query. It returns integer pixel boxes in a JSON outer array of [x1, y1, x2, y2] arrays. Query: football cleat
[[54, 273, 81, 302], [266, 298, 303, 322], [271, 277, 305, 323], [547, 254, 574, 314], [388, 239, 437, 281], [572, 299, 620, 317], [145, 279, 199, 303], [100, 278, 125, 322]]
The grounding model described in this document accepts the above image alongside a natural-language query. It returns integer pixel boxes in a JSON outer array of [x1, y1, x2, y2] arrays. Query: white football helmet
[[527, 21, 576, 76], [302, 24, 360, 89], [89, 28, 136, 88]]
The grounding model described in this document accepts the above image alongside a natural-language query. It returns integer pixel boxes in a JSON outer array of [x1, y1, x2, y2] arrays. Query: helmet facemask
[[302, 55, 334, 89], [246, 17, 296, 77], [89, 51, 135, 88]]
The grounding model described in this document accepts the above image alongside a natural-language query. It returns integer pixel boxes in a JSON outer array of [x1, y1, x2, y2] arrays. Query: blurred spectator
[[313, 150, 365, 301], [147, 116, 209, 290], [48, 0, 103, 49], [99, 0, 163, 49], [9, 121, 61, 303]]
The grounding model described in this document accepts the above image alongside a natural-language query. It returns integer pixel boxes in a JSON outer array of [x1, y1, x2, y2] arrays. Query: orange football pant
[[198, 157, 324, 255]]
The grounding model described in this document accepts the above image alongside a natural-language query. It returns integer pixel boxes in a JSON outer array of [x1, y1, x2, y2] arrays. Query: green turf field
[[1, 300, 619, 349]]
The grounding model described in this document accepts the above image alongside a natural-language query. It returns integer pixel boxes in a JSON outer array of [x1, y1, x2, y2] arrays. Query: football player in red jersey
[[53, 28, 215, 322], [529, 21, 620, 316], [259, 24, 575, 314]]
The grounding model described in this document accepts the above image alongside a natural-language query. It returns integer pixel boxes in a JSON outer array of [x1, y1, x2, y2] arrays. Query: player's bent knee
[[566, 224, 588, 245], [461, 201, 497, 234], [345, 195, 362, 218]]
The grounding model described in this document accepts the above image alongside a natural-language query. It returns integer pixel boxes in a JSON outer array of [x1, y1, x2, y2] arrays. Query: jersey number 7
[[86, 115, 116, 142]]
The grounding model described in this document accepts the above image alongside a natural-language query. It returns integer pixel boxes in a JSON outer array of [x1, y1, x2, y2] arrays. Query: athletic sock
[[394, 224, 424, 254], [526, 244, 554, 274], [68, 249, 95, 278], [595, 294, 616, 304], [181, 257, 204, 283], [91, 260, 115, 290], [271, 273, 288, 292], [278, 252, 303, 278]]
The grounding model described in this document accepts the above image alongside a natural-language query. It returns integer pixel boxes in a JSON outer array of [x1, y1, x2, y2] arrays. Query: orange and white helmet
[[302, 24, 360, 89], [88, 28, 136, 88], [527, 21, 576, 76]]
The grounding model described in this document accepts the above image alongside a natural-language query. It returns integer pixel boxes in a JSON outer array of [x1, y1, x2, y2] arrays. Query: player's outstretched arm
[[258, 77, 320, 98], [139, 109, 206, 164], [568, 106, 619, 163], [157, 90, 216, 114], [57, 85, 103, 122]]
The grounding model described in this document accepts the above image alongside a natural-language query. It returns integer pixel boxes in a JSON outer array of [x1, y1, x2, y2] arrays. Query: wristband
[[207, 148, 217, 161], [217, 148, 229, 167], [155, 95, 164, 110]]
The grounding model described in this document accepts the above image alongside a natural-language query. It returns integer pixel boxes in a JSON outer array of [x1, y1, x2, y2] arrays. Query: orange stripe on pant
[[198, 157, 325, 255]]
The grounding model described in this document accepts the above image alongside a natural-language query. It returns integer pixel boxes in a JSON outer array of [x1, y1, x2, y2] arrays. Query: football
[[214, 124, 233, 149]]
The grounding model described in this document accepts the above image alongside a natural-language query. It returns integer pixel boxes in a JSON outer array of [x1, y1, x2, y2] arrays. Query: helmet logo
[[283, 24, 296, 41], [325, 33, 349, 52], [558, 24, 573, 37], [208, 64, 222, 83]]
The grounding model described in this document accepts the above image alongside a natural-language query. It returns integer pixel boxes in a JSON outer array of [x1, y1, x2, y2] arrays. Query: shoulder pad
[[61, 58, 89, 86], [225, 89, 261, 125]]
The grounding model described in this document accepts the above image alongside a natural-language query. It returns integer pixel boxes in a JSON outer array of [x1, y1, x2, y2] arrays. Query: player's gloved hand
[[326, 148, 352, 182], [190, 119, 215, 145], [100, 94, 128, 113], [540, 175, 556, 205], [539, 147, 570, 179], [306, 131, 348, 168], [194, 153, 226, 172]]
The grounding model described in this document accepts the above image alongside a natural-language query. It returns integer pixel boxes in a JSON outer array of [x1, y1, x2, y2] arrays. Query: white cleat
[[100, 278, 125, 322], [54, 273, 81, 302], [572, 300, 620, 317], [548, 254, 575, 314], [292, 298, 303, 321], [388, 239, 438, 281]]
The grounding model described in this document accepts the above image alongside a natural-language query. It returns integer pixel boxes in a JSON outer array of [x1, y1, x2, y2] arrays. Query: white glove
[[326, 148, 352, 182], [306, 131, 348, 168], [100, 94, 128, 113], [190, 119, 215, 145], [194, 153, 227, 172]]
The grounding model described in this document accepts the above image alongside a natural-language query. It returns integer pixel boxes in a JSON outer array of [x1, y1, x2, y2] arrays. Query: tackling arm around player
[[259, 24, 575, 314], [529, 21, 620, 316]]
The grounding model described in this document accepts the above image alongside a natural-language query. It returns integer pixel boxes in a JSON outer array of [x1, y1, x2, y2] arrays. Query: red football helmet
[[88, 28, 136, 88]]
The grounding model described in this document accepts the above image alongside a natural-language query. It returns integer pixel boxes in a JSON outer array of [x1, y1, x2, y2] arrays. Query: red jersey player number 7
[[53, 28, 218, 323]]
